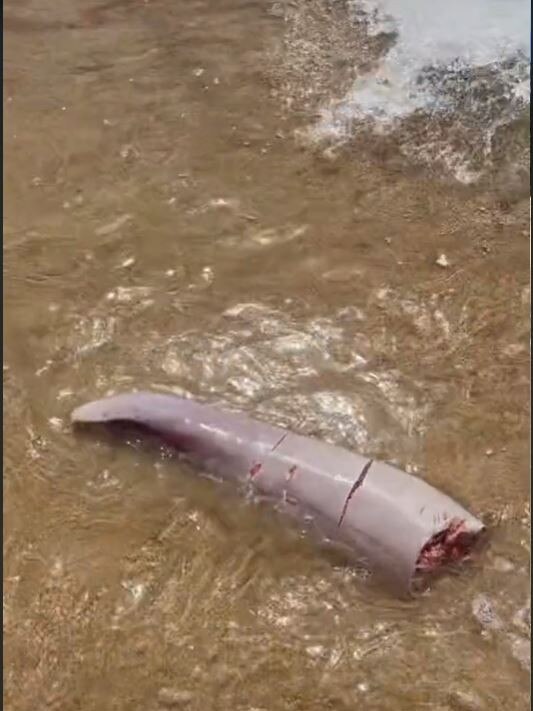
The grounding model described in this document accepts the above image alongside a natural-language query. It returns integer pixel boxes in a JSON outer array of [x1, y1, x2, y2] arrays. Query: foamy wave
[[310, 0, 530, 181]]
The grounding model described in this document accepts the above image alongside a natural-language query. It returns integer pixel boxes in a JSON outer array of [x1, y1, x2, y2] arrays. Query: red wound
[[287, 465, 297, 482], [249, 462, 262, 478]]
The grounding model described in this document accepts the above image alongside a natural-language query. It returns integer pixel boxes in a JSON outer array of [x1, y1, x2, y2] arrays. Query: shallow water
[[3, 1, 531, 710]]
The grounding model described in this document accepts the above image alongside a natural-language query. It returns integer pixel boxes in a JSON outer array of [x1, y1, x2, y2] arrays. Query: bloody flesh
[[416, 519, 479, 573]]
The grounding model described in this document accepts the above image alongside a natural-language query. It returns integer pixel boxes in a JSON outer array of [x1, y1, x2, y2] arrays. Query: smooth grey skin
[[71, 391, 485, 592]]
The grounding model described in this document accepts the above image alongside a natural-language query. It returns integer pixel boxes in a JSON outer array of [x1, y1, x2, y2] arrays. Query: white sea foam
[[319, 0, 530, 128], [312, 0, 530, 179]]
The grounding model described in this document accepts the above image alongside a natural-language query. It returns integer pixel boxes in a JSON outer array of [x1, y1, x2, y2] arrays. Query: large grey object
[[71, 391, 486, 593]]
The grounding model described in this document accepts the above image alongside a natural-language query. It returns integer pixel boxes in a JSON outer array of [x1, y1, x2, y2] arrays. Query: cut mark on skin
[[272, 417, 306, 453], [249, 462, 262, 478], [286, 465, 297, 482], [337, 459, 373, 528], [271, 432, 289, 452]]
